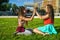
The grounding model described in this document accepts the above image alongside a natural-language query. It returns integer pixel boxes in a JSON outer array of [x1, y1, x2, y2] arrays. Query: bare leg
[[33, 28, 45, 35]]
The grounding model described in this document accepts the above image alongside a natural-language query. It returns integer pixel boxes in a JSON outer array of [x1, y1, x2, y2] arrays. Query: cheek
[[46, 9, 48, 12], [46, 7, 50, 12], [46, 8, 50, 12], [23, 10, 26, 13]]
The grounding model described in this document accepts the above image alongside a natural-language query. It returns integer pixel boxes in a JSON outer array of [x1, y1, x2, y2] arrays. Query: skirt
[[37, 24, 57, 34]]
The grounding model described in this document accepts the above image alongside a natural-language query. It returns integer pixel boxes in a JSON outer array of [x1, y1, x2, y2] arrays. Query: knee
[[33, 28, 37, 32]]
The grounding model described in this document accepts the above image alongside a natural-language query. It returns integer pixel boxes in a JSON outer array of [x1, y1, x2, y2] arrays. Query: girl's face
[[21, 8, 26, 17], [23, 8, 26, 13], [45, 6, 50, 13], [23, 10, 26, 13]]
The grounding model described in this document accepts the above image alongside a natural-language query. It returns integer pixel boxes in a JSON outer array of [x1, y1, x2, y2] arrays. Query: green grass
[[0, 18, 60, 40]]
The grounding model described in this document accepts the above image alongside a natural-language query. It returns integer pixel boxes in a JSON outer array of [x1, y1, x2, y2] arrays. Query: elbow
[[29, 18, 32, 21], [30, 17, 33, 21], [41, 18, 45, 19], [39, 17, 42, 19], [40, 17, 42, 19], [30, 18, 33, 21], [40, 17, 44, 19]]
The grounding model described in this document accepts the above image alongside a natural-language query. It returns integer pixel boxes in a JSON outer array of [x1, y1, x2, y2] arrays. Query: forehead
[[45, 6, 50, 9], [43, 5, 49, 8], [42, 5, 46, 8]]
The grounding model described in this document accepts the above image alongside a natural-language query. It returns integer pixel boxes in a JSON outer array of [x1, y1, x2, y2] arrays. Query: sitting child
[[33, 4, 57, 36], [14, 6, 35, 35]]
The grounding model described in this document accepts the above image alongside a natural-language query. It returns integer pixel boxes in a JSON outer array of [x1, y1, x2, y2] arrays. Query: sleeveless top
[[44, 18, 54, 25], [18, 19, 25, 26]]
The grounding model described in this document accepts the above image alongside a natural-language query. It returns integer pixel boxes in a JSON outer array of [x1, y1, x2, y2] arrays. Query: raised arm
[[36, 11, 49, 19], [22, 9, 36, 21]]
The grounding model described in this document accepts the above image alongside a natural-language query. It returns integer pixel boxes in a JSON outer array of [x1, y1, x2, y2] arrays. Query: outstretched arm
[[22, 9, 36, 21], [36, 11, 49, 19]]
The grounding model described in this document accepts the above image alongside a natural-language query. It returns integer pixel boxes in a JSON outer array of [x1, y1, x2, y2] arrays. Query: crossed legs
[[33, 28, 45, 36]]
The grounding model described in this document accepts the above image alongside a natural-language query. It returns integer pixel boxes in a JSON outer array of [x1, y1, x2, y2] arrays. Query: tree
[[12, 4, 18, 15], [0, 0, 9, 4], [5, 3, 12, 11], [0, 0, 9, 11]]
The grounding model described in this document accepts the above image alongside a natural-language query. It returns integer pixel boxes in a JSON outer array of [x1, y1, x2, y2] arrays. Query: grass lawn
[[0, 18, 60, 40]]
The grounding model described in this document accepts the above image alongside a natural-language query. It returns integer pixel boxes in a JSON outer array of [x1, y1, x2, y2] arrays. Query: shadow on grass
[[55, 26, 60, 33]]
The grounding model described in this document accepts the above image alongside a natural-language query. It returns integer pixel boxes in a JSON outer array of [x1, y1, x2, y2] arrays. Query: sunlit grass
[[0, 18, 60, 40]]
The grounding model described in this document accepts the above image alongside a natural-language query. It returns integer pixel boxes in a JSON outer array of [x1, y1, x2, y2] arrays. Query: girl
[[33, 4, 57, 36], [15, 6, 35, 34]]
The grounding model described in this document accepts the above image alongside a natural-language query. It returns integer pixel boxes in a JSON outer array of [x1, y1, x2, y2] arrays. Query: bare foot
[[43, 33, 50, 36]]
